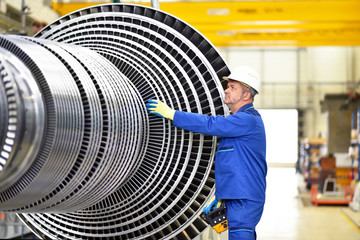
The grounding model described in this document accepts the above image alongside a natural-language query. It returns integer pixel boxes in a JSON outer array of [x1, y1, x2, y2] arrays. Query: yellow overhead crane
[[51, 0, 360, 47]]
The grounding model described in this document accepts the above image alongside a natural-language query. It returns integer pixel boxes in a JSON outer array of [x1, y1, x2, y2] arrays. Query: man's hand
[[146, 99, 175, 120], [203, 196, 222, 214]]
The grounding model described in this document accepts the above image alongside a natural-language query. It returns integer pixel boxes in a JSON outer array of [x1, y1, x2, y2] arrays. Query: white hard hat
[[223, 66, 260, 93]]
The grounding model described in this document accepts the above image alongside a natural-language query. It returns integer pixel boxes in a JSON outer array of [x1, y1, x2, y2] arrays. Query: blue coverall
[[172, 103, 267, 239]]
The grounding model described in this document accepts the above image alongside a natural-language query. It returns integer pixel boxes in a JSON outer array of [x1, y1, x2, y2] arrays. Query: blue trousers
[[225, 199, 264, 240]]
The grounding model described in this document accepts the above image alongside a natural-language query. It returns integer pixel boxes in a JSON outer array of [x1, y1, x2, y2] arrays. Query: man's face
[[32, 26, 41, 34], [224, 80, 246, 108]]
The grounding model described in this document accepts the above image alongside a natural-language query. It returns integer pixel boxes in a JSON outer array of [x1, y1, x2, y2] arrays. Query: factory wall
[[218, 46, 360, 140]]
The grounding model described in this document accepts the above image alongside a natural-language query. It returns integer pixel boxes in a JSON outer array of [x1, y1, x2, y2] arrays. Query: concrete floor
[[197, 167, 360, 240]]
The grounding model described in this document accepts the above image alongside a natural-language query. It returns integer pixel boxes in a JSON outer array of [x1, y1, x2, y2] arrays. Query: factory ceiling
[[50, 0, 360, 47]]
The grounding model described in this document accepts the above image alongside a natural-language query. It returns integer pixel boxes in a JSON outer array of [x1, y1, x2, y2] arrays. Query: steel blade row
[[0, 34, 146, 213], [0, 3, 230, 240]]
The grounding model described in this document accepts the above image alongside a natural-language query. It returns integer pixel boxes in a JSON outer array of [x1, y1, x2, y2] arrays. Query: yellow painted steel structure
[[51, 1, 360, 46]]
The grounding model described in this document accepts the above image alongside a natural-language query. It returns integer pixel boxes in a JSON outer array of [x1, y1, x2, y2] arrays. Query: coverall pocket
[[229, 226, 255, 240], [229, 226, 254, 233], [217, 146, 234, 153], [226, 200, 256, 240], [217, 146, 234, 176]]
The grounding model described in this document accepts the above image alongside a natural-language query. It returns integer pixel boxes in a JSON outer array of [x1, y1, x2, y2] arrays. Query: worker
[[41, 21, 48, 29], [146, 66, 267, 240], [32, 20, 42, 35]]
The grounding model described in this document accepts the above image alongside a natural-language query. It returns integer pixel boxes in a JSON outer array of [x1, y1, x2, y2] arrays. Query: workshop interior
[[0, 0, 360, 239]]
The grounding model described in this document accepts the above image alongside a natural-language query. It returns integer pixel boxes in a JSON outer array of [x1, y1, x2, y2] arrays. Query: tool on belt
[[201, 201, 228, 234]]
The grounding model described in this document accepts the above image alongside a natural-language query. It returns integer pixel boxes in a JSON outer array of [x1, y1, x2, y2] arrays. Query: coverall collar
[[237, 103, 254, 113]]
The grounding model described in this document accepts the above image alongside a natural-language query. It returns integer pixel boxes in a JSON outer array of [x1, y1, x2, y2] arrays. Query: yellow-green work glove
[[146, 99, 175, 120], [203, 196, 222, 214]]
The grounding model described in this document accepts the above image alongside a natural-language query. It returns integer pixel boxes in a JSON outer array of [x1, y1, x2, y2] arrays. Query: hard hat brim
[[222, 76, 259, 93], [222, 76, 234, 81], [222, 76, 247, 86], [222, 66, 260, 93]]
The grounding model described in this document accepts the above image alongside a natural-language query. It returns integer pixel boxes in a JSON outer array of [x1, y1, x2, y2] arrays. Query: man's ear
[[243, 91, 251, 100]]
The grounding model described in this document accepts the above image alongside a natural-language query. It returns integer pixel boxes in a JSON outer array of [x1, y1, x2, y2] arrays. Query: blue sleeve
[[172, 111, 256, 137]]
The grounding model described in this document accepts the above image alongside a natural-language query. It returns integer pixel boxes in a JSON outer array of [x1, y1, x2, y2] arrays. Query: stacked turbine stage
[[0, 4, 230, 240]]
